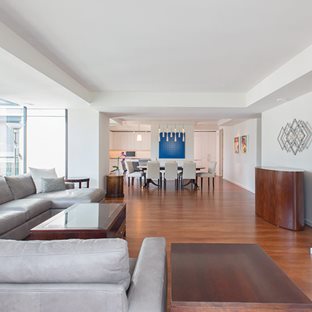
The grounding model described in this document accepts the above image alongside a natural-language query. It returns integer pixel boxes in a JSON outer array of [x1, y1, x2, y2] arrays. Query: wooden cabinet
[[255, 167, 304, 231], [105, 174, 124, 198]]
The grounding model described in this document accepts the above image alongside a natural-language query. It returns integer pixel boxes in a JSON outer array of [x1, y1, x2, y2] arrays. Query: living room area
[[1, 1, 312, 311]]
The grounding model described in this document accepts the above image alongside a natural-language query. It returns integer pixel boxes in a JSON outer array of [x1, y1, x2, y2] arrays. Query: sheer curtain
[[27, 109, 66, 177]]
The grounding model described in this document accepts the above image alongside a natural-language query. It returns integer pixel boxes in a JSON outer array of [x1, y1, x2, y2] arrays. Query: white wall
[[68, 108, 109, 188], [99, 113, 110, 189], [150, 122, 194, 165], [262, 92, 312, 225], [194, 131, 218, 172], [223, 118, 260, 193]]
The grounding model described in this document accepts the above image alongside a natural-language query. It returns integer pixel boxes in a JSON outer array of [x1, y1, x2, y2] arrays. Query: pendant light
[[136, 123, 142, 142]]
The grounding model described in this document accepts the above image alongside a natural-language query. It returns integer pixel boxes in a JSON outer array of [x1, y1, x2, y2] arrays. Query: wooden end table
[[65, 177, 90, 188], [106, 174, 124, 198], [28, 203, 126, 240], [171, 243, 312, 311]]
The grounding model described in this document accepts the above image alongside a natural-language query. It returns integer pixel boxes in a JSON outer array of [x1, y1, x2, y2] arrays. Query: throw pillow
[[0, 177, 14, 204], [29, 167, 57, 193], [5, 175, 36, 199], [41, 177, 66, 193]]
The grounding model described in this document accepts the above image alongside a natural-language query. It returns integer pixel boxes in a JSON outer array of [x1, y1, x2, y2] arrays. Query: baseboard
[[305, 218, 312, 227], [223, 178, 255, 194]]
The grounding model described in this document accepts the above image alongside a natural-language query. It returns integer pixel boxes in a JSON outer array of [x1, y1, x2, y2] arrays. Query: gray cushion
[[129, 258, 137, 277], [0, 284, 128, 312], [28, 188, 105, 209], [0, 198, 51, 220], [5, 175, 36, 199], [29, 167, 57, 193], [128, 237, 167, 312], [0, 177, 14, 204], [41, 177, 66, 193], [0, 210, 26, 235], [0, 239, 131, 289]]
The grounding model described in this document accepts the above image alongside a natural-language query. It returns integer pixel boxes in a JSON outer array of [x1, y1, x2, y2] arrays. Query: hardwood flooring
[[105, 177, 312, 302]]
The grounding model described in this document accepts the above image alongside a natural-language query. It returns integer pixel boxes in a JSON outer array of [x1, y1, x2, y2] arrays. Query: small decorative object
[[111, 165, 119, 173], [111, 152, 125, 174], [234, 137, 239, 153], [277, 119, 312, 155], [241, 135, 248, 154]]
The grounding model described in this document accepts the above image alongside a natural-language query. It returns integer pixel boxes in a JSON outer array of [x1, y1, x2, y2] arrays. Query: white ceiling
[[0, 47, 87, 108], [0, 0, 312, 93], [101, 106, 260, 121]]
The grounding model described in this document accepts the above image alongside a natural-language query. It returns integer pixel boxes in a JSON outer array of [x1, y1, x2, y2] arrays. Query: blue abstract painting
[[159, 132, 185, 159]]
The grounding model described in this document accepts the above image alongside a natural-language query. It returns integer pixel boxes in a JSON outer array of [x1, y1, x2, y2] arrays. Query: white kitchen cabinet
[[135, 132, 151, 150], [110, 131, 151, 151]]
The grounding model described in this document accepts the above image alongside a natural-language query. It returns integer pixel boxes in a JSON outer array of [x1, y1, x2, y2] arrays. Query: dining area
[[125, 159, 217, 191]]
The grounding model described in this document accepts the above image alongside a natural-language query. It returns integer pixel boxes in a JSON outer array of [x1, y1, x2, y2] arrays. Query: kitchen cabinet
[[110, 131, 151, 151]]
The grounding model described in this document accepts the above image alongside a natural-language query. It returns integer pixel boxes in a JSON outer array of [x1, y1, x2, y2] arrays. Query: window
[[27, 109, 67, 176], [0, 103, 25, 176], [0, 101, 67, 177]]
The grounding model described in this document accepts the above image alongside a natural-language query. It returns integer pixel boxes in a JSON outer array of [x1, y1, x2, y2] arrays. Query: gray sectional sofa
[[0, 174, 105, 240], [0, 237, 167, 312]]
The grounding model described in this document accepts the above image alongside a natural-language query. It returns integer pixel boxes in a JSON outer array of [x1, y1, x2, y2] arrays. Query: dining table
[[138, 165, 205, 171], [138, 165, 206, 188]]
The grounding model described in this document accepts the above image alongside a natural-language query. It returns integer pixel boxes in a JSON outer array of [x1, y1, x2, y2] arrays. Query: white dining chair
[[164, 161, 179, 189], [138, 158, 150, 166], [146, 161, 161, 188], [182, 161, 197, 189], [196, 161, 217, 190], [126, 161, 143, 186]]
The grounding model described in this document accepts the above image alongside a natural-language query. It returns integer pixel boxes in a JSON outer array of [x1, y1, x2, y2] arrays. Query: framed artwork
[[159, 132, 185, 158], [241, 135, 248, 153], [234, 137, 239, 153]]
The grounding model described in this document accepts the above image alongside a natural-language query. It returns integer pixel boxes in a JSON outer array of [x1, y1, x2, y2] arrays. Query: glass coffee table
[[29, 203, 126, 240]]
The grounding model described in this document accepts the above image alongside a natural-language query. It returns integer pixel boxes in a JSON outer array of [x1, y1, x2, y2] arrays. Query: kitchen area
[[109, 125, 151, 172], [108, 121, 219, 175]]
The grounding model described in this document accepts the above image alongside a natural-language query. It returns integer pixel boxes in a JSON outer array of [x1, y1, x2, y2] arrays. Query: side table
[[65, 177, 90, 188], [106, 174, 124, 198]]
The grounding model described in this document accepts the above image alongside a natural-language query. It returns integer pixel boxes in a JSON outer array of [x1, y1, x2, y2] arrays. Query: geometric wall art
[[277, 119, 312, 155]]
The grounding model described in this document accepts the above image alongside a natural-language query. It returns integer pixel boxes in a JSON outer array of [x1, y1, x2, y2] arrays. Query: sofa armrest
[[0, 283, 128, 312], [65, 182, 75, 189], [128, 237, 167, 312]]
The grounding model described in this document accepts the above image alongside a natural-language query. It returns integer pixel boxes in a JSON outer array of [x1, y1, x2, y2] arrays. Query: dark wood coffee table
[[29, 203, 126, 240], [171, 243, 312, 311]]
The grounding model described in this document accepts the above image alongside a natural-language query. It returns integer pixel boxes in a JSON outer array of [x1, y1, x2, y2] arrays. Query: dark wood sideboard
[[255, 167, 304, 231]]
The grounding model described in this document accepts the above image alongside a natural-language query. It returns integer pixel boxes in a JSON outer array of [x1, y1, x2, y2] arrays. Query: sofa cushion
[[28, 188, 105, 209], [0, 177, 14, 204], [5, 175, 36, 199], [0, 239, 130, 289], [0, 210, 26, 235], [0, 284, 128, 312], [0, 198, 51, 220], [29, 167, 57, 193], [41, 177, 66, 193]]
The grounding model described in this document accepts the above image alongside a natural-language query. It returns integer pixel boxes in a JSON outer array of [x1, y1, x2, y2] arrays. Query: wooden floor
[[105, 177, 312, 301]]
